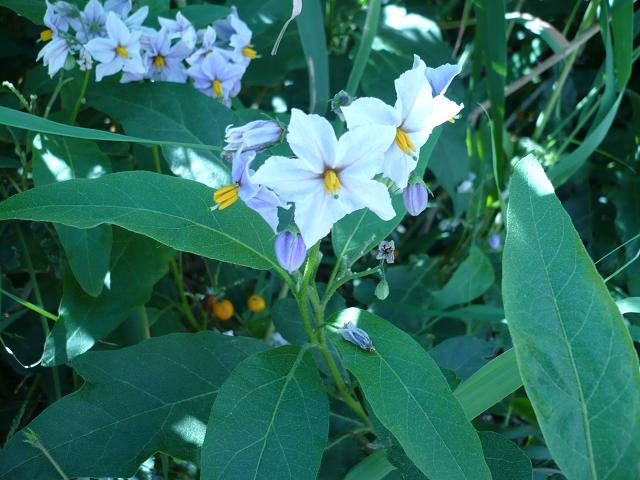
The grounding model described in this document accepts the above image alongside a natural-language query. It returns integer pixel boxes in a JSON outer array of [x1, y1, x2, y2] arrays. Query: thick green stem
[[345, 0, 381, 96], [170, 257, 200, 331], [68, 69, 90, 124]]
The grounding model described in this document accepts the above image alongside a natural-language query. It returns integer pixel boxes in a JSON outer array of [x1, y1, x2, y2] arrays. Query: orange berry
[[247, 294, 266, 313], [212, 299, 234, 321]]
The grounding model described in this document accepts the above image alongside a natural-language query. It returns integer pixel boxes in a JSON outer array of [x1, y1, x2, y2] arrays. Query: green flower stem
[[170, 257, 200, 331], [16, 226, 62, 399], [0, 287, 59, 322], [69, 69, 91, 124], [345, 0, 382, 96], [289, 243, 373, 428], [321, 266, 382, 310]]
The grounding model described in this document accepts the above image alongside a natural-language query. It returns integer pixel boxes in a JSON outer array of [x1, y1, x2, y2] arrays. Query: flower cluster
[[215, 55, 462, 273], [37, 0, 254, 106]]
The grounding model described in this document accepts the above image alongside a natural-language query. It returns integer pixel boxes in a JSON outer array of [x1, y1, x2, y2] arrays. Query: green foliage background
[[0, 0, 638, 479]]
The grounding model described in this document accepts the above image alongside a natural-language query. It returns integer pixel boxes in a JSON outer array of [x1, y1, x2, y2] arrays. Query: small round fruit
[[212, 299, 234, 321], [247, 294, 266, 313]]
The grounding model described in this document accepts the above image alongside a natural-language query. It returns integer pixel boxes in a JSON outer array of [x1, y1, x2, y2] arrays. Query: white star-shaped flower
[[252, 109, 397, 247], [341, 55, 463, 189]]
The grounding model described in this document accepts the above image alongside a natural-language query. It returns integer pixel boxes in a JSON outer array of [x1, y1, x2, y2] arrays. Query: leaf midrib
[[526, 174, 598, 479], [1, 390, 216, 478], [0, 202, 276, 270]]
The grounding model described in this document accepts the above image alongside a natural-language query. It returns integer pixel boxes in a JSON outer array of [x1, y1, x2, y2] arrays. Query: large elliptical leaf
[[328, 308, 491, 480], [0, 332, 268, 480], [502, 156, 640, 479], [0, 171, 280, 270], [88, 82, 235, 188], [32, 134, 112, 297], [201, 345, 329, 480], [43, 229, 173, 365]]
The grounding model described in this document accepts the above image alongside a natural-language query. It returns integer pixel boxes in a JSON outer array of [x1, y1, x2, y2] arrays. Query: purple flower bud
[[340, 322, 375, 352], [224, 120, 283, 153], [488, 234, 502, 251], [274, 231, 307, 273], [402, 183, 429, 216]]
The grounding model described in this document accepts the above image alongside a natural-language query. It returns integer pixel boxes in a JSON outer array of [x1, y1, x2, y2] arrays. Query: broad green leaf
[[453, 349, 522, 420], [0, 332, 268, 479], [328, 308, 491, 480], [344, 451, 398, 480], [431, 246, 495, 310], [0, 106, 221, 152], [0, 0, 47, 24], [296, 0, 329, 114], [32, 134, 112, 297], [478, 431, 532, 480], [201, 345, 329, 479], [430, 336, 496, 380], [331, 129, 441, 265], [0, 171, 281, 270], [503, 156, 640, 479], [43, 229, 173, 365], [88, 83, 236, 188]]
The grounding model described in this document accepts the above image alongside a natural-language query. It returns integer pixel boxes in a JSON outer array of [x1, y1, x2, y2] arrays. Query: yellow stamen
[[212, 79, 223, 98], [153, 55, 165, 69], [448, 117, 456, 124], [40, 29, 53, 42], [395, 128, 416, 155], [242, 46, 257, 59], [323, 169, 341, 196], [213, 184, 239, 210], [116, 46, 129, 58]]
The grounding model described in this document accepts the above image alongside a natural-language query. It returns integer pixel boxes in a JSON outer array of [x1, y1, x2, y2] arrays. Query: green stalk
[[0, 287, 59, 322], [68, 69, 90, 124], [170, 258, 200, 331], [345, 0, 381, 96]]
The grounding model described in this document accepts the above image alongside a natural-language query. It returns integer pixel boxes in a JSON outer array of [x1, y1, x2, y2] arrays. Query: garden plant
[[0, 0, 638, 479]]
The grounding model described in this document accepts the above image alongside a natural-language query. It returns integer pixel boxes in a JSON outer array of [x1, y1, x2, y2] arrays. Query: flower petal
[[294, 183, 344, 247], [95, 58, 123, 81], [380, 143, 417, 189], [251, 155, 322, 202], [342, 97, 400, 130], [426, 63, 461, 96], [105, 11, 129, 46], [394, 60, 432, 126], [335, 124, 396, 175], [244, 187, 284, 232], [339, 177, 395, 221], [85, 37, 116, 63], [426, 96, 464, 130], [287, 109, 337, 170]]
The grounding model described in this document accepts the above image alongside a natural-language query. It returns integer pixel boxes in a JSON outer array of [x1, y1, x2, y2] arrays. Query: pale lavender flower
[[76, 0, 107, 43], [403, 183, 429, 216], [223, 7, 255, 66], [187, 26, 216, 65], [224, 120, 282, 153], [49, 1, 80, 32], [158, 12, 197, 49], [37, 3, 72, 77], [274, 232, 307, 273], [232, 150, 287, 231], [186, 50, 244, 104], [85, 11, 145, 81], [143, 29, 191, 83]]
